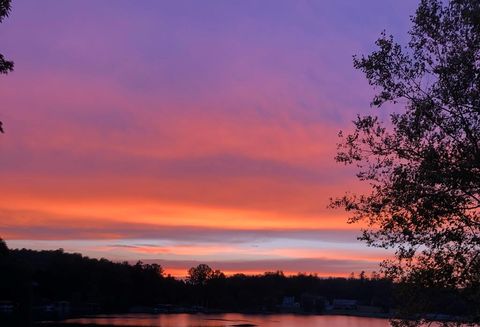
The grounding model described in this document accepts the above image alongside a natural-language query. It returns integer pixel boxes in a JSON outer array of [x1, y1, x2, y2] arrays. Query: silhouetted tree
[[0, 0, 12, 134], [185, 265, 229, 308], [187, 264, 215, 286], [332, 0, 480, 325], [0, 0, 12, 75], [0, 238, 8, 256]]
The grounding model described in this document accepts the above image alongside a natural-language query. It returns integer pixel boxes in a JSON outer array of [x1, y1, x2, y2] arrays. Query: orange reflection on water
[[65, 313, 390, 327]]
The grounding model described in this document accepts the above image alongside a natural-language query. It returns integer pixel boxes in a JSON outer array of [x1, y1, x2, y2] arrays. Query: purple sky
[[0, 0, 418, 277]]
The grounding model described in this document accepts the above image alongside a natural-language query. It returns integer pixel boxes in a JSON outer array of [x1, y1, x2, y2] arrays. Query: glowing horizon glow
[[0, 0, 417, 277]]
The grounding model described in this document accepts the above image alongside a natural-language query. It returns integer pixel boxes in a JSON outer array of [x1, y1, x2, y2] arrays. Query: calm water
[[63, 313, 390, 327]]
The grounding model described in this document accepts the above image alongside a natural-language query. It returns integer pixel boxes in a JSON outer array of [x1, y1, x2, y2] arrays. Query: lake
[[61, 313, 390, 327]]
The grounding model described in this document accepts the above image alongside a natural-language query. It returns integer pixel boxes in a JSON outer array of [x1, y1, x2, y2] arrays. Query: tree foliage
[[0, 237, 8, 256], [0, 0, 13, 75], [0, 0, 12, 134], [332, 0, 480, 325], [187, 264, 224, 286]]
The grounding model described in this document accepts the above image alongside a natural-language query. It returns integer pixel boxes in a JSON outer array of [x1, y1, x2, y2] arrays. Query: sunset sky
[[0, 0, 417, 277]]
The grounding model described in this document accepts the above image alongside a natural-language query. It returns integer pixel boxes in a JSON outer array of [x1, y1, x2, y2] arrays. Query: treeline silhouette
[[0, 239, 473, 322], [0, 239, 390, 312]]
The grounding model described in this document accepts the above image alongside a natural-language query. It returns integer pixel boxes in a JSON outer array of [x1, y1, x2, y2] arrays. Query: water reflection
[[64, 313, 390, 327]]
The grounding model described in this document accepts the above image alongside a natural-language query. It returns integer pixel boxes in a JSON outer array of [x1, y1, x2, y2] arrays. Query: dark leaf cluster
[[0, 0, 12, 75]]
